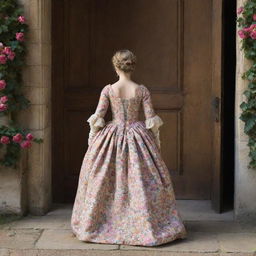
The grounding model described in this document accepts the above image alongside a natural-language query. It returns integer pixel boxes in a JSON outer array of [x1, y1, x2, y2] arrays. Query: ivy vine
[[0, 0, 42, 168]]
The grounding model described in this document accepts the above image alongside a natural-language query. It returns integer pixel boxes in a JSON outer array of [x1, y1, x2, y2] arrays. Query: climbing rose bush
[[0, 0, 43, 168]]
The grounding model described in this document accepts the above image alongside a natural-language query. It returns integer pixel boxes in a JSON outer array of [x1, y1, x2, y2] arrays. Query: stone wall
[[234, 0, 256, 221], [0, 148, 27, 215]]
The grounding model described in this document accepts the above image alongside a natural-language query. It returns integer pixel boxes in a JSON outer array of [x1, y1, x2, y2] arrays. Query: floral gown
[[71, 83, 187, 246]]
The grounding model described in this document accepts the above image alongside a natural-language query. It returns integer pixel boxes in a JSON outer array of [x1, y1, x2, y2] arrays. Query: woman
[[71, 49, 187, 246]]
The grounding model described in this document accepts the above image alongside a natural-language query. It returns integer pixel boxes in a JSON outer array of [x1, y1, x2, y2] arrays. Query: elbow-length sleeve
[[87, 85, 110, 146], [142, 85, 164, 150]]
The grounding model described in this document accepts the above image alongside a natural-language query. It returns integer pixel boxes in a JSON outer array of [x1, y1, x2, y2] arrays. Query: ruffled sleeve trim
[[145, 115, 163, 131], [145, 115, 164, 150], [87, 113, 105, 130], [87, 113, 106, 146]]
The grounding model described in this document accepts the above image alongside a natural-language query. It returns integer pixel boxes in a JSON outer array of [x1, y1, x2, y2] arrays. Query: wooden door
[[52, 0, 223, 210]]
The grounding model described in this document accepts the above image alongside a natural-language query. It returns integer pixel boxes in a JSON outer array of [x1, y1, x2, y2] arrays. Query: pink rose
[[238, 29, 247, 39], [0, 80, 6, 90], [243, 26, 252, 32], [16, 32, 24, 42], [1, 136, 10, 144], [0, 103, 7, 111], [0, 43, 3, 50], [0, 54, 7, 64], [0, 96, 8, 104], [26, 133, 34, 140], [13, 133, 23, 143], [237, 7, 244, 15], [7, 51, 15, 61], [2, 47, 12, 55], [18, 16, 26, 24], [20, 140, 32, 148], [249, 24, 256, 30], [250, 30, 256, 39]]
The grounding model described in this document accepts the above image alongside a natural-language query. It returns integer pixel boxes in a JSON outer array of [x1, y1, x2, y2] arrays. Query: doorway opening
[[222, 0, 236, 211]]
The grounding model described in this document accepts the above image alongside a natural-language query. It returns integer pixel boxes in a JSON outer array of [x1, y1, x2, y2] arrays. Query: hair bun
[[112, 50, 136, 73]]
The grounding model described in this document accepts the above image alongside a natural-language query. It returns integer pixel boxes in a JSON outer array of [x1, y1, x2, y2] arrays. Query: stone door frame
[[18, 0, 52, 215]]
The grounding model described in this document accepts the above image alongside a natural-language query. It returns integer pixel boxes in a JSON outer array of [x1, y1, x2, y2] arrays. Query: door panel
[[52, 0, 222, 208]]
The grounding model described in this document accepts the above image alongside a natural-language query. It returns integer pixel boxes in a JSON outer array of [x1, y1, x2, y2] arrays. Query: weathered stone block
[[35, 229, 119, 250], [0, 229, 42, 249]]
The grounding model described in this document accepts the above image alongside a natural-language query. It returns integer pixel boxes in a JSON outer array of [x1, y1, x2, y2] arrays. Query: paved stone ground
[[0, 201, 256, 256]]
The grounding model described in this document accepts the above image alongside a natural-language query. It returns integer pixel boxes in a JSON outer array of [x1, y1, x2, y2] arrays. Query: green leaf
[[245, 117, 256, 133], [244, 90, 251, 98], [240, 102, 248, 111]]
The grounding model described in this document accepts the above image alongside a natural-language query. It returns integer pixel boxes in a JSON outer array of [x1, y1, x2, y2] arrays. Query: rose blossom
[[2, 47, 12, 55], [241, 24, 256, 39], [26, 133, 34, 140], [0, 103, 7, 111], [243, 26, 252, 32], [246, 24, 256, 39], [16, 32, 24, 41], [238, 29, 247, 39], [249, 24, 256, 30], [20, 140, 32, 148], [0, 80, 6, 90], [237, 7, 244, 15], [0, 96, 8, 104], [250, 30, 256, 39], [0, 43, 3, 50], [1, 136, 10, 144], [0, 54, 7, 64], [7, 51, 15, 61], [13, 133, 23, 143], [18, 16, 26, 24]]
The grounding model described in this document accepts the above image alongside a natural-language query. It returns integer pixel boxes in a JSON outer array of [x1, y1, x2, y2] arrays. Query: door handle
[[212, 96, 220, 122]]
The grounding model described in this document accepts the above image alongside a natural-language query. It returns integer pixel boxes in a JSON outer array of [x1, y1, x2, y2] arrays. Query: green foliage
[[0, 0, 43, 168], [237, 0, 256, 168]]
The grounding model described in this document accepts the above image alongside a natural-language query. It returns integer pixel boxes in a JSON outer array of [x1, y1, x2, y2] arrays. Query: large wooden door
[[52, 0, 223, 210]]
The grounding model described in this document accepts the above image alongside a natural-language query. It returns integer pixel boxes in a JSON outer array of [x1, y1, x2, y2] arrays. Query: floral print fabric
[[71, 84, 187, 246]]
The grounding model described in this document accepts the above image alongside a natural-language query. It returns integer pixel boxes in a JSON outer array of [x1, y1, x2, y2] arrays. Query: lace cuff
[[87, 113, 106, 145], [145, 115, 164, 150], [87, 113, 105, 130]]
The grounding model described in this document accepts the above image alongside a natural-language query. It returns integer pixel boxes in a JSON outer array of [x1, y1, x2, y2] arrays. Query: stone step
[[1, 228, 256, 256], [0, 203, 255, 256], [0, 248, 256, 256]]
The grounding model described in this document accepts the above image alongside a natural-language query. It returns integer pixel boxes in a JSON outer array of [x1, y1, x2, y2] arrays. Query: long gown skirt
[[71, 119, 187, 246]]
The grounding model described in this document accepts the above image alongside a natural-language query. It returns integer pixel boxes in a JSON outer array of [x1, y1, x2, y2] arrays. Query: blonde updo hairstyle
[[112, 49, 137, 73]]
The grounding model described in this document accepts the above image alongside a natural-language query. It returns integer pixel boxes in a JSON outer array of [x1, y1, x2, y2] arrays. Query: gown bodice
[[87, 83, 164, 148], [109, 86, 142, 125]]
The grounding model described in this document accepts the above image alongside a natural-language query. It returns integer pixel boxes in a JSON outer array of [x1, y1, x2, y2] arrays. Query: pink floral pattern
[[71, 84, 187, 246]]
